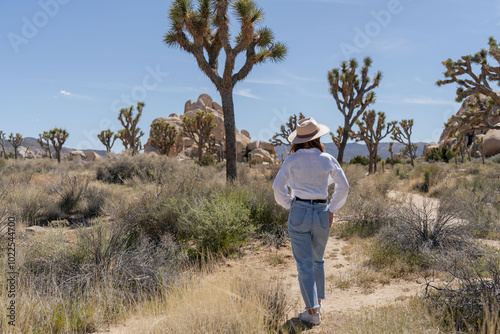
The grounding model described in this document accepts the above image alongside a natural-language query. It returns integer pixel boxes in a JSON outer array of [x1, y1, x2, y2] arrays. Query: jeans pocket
[[316, 210, 330, 229], [288, 205, 311, 232]]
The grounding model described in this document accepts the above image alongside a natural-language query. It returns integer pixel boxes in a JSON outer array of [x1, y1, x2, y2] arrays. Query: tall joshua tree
[[8, 133, 23, 160], [150, 119, 179, 156], [97, 130, 119, 158], [118, 102, 144, 156], [0, 131, 7, 159], [48, 128, 69, 163], [182, 110, 217, 164], [165, 0, 287, 180], [392, 119, 416, 167], [388, 142, 394, 166], [37, 131, 52, 158], [437, 37, 500, 146], [350, 110, 395, 174], [270, 113, 305, 147], [328, 57, 382, 165]]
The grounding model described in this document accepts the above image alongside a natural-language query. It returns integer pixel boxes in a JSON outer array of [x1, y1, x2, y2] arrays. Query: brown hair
[[290, 138, 325, 153]]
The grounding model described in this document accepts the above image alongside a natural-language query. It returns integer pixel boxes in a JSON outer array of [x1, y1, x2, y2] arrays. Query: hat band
[[296, 128, 320, 139]]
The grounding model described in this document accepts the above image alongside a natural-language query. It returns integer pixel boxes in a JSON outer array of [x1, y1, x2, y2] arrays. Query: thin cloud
[[246, 78, 288, 85], [403, 97, 459, 106], [234, 88, 260, 99], [59, 90, 91, 99]]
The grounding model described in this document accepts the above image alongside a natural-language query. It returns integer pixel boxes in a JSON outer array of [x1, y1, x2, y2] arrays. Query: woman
[[273, 117, 349, 325]]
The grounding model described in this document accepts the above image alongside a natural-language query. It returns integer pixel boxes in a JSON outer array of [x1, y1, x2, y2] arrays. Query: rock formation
[[432, 94, 500, 158], [146, 94, 276, 163]]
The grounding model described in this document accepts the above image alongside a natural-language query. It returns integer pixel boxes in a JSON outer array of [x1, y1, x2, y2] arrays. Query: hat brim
[[288, 124, 330, 144]]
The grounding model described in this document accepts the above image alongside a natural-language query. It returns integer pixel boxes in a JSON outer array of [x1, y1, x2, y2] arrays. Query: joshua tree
[[388, 142, 395, 166], [118, 102, 144, 156], [437, 37, 500, 144], [476, 136, 485, 164], [97, 130, 119, 158], [327, 57, 382, 165], [0, 131, 7, 159], [165, 0, 287, 180], [330, 127, 344, 151], [149, 119, 179, 156], [392, 119, 416, 167], [48, 128, 69, 163], [350, 110, 396, 174], [270, 113, 305, 147], [37, 132, 52, 158], [182, 110, 217, 164], [7, 133, 23, 160]]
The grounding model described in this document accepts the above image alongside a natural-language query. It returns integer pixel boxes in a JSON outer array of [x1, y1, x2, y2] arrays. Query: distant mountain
[[275, 142, 427, 162], [2, 137, 107, 158]]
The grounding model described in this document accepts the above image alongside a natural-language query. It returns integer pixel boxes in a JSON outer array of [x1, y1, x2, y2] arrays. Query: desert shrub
[[56, 175, 89, 214], [350, 155, 370, 165], [200, 154, 216, 166], [425, 249, 500, 333], [394, 165, 412, 180], [385, 157, 402, 165], [81, 182, 111, 217], [180, 195, 254, 256], [8, 184, 59, 223], [367, 242, 431, 277], [377, 198, 470, 254], [412, 165, 443, 193], [444, 175, 500, 239], [425, 147, 454, 163]]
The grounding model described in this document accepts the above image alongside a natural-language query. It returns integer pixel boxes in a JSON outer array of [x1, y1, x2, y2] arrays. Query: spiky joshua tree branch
[[271, 113, 305, 147], [165, 0, 287, 180], [328, 57, 382, 165], [391, 119, 416, 167]]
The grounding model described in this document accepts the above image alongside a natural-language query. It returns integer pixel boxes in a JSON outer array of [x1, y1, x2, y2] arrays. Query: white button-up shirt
[[272, 148, 349, 213]]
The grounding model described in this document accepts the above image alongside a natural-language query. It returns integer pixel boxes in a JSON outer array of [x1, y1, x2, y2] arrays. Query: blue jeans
[[288, 199, 330, 310]]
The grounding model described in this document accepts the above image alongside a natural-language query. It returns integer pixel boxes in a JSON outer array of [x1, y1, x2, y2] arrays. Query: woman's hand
[[329, 212, 334, 228]]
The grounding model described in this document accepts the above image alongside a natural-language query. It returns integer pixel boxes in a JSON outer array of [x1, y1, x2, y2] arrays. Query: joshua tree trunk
[[221, 90, 237, 180], [337, 119, 350, 166]]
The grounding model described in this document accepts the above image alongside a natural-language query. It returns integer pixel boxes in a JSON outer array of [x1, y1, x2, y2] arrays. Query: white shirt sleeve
[[327, 159, 349, 213], [272, 164, 293, 210]]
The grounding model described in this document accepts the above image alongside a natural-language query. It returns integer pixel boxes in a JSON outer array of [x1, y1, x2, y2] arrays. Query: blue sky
[[1, 0, 499, 152]]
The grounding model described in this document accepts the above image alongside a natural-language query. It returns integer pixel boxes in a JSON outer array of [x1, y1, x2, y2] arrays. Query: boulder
[[250, 148, 271, 163], [185, 99, 206, 113], [85, 151, 101, 161], [247, 140, 258, 151], [483, 125, 500, 157], [252, 153, 266, 164], [70, 150, 86, 159], [198, 94, 213, 107], [236, 132, 251, 161], [26, 226, 45, 234], [394, 153, 407, 160], [212, 101, 222, 111], [183, 137, 195, 147], [259, 141, 276, 155], [241, 130, 251, 140]]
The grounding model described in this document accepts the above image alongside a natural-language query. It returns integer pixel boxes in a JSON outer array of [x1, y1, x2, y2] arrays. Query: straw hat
[[288, 117, 330, 144]]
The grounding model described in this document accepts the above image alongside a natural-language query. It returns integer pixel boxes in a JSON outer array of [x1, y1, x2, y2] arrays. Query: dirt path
[[95, 227, 424, 334]]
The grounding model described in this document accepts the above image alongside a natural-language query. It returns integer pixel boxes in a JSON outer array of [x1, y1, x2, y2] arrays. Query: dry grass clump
[[338, 298, 443, 333], [123, 269, 289, 334], [1, 220, 188, 333], [424, 247, 500, 333]]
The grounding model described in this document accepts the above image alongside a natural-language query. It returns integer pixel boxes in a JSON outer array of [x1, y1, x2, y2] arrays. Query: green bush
[[350, 155, 370, 165], [385, 157, 402, 165], [425, 147, 453, 163], [181, 195, 254, 256]]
